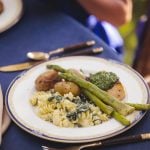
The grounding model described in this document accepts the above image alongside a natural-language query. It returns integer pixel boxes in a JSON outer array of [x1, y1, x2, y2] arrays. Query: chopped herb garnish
[[48, 95, 62, 102], [48, 96, 55, 101], [77, 103, 89, 113], [66, 112, 78, 121], [72, 97, 81, 104], [79, 93, 88, 102], [89, 71, 119, 90], [55, 95, 62, 101]]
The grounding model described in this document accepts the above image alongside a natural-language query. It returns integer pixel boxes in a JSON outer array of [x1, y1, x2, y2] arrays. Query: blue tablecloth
[[0, 0, 150, 150]]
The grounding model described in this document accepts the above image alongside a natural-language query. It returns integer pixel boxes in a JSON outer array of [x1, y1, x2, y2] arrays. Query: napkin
[[0, 85, 11, 145]]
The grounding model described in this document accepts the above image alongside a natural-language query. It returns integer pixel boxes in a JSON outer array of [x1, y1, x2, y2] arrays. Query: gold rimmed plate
[[5, 56, 150, 143]]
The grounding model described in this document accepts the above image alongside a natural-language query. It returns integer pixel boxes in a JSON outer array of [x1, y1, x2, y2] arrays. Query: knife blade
[[0, 61, 43, 72]]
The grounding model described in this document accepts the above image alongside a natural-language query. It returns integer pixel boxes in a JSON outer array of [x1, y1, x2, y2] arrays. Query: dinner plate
[[0, 0, 23, 33], [5, 56, 150, 143]]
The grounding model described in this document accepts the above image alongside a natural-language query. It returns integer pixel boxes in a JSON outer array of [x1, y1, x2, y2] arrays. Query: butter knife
[[0, 61, 43, 72]]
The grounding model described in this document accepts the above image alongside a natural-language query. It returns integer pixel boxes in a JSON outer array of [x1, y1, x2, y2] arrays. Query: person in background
[[51, 0, 133, 60], [0, 0, 3, 14]]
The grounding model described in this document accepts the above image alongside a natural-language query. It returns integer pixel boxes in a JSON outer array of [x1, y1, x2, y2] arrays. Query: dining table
[[0, 0, 150, 150]]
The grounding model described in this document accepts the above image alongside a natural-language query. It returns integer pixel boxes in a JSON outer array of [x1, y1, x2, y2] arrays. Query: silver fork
[[41, 133, 150, 150]]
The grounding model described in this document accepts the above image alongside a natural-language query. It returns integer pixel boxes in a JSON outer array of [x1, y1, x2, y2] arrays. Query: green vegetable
[[112, 111, 130, 126], [76, 103, 89, 113], [82, 89, 114, 115], [48, 94, 62, 102], [83, 89, 130, 125], [66, 103, 90, 121], [47, 64, 66, 73], [66, 112, 78, 121], [89, 71, 119, 90], [126, 103, 150, 110], [59, 72, 135, 116]]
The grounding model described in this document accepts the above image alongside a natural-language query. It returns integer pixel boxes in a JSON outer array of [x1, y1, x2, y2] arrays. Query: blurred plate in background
[[0, 0, 23, 33]]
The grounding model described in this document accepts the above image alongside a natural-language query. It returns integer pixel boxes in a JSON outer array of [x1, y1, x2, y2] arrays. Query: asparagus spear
[[82, 89, 114, 115], [59, 72, 135, 116], [112, 111, 130, 126], [126, 103, 150, 110], [83, 89, 130, 126], [47, 64, 66, 73]]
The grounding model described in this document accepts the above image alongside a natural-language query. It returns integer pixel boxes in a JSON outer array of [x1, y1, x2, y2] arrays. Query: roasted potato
[[54, 81, 80, 96], [35, 70, 58, 91], [107, 81, 125, 101]]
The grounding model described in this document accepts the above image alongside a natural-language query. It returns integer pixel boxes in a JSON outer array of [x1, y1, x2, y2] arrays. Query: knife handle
[[62, 40, 95, 51], [48, 40, 95, 56], [101, 134, 143, 146], [62, 47, 103, 57], [80, 133, 150, 149], [102, 133, 150, 146]]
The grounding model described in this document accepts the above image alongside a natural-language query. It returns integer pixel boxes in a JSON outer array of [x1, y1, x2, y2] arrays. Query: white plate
[[5, 56, 150, 143], [0, 0, 23, 33]]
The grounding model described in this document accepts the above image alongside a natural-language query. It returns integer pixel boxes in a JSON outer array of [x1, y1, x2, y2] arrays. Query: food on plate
[[89, 71, 125, 100], [30, 91, 109, 127], [29, 64, 150, 128], [82, 89, 130, 126], [89, 71, 119, 91], [107, 81, 125, 101], [68, 69, 85, 79], [35, 70, 59, 91], [0, 1, 3, 14], [57, 68, 134, 116], [54, 81, 80, 96]]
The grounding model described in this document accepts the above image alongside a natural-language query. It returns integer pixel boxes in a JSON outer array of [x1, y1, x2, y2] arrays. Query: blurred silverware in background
[[27, 40, 95, 61], [0, 47, 103, 72]]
